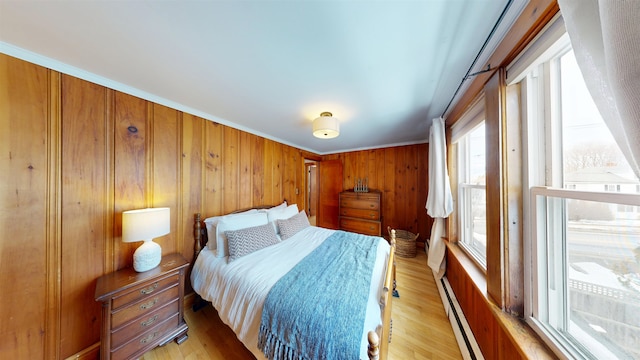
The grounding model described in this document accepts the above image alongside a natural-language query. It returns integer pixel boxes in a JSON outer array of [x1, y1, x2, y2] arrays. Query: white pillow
[[215, 212, 269, 257], [266, 204, 299, 234], [203, 209, 258, 250], [259, 201, 287, 212]]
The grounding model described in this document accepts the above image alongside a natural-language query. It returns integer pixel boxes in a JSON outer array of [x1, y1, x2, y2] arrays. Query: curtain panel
[[558, 0, 640, 179], [426, 117, 454, 279]]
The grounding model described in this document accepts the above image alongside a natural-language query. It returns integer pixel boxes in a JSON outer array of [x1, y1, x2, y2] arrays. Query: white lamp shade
[[313, 112, 340, 139], [122, 207, 170, 243]]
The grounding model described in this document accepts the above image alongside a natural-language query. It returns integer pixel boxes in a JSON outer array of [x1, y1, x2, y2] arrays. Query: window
[[604, 184, 620, 192], [510, 19, 640, 360], [457, 122, 487, 268]]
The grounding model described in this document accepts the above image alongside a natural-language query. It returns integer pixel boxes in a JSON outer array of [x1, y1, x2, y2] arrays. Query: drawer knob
[[140, 298, 158, 310], [141, 315, 159, 327], [140, 331, 158, 344], [140, 283, 158, 295]]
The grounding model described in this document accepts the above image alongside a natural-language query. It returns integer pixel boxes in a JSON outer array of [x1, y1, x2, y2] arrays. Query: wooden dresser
[[95, 253, 189, 360], [339, 190, 382, 236]]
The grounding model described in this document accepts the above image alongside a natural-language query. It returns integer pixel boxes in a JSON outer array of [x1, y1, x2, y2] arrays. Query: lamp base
[[133, 240, 162, 272]]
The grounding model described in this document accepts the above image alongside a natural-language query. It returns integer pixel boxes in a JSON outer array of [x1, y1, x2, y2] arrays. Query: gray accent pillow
[[277, 211, 311, 240], [226, 223, 280, 262]]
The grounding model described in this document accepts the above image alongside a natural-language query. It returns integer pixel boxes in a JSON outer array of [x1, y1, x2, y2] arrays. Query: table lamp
[[122, 207, 170, 272]]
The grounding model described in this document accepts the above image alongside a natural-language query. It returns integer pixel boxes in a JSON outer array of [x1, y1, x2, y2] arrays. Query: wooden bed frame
[[193, 210, 396, 360]]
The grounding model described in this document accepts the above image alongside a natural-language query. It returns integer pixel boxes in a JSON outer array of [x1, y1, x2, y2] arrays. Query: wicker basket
[[388, 226, 419, 258]]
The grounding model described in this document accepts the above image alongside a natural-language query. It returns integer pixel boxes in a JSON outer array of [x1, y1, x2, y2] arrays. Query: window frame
[[512, 17, 640, 359], [456, 120, 487, 270], [528, 186, 640, 359]]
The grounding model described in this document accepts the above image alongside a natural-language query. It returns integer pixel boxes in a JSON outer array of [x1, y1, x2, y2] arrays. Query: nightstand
[[95, 253, 189, 360]]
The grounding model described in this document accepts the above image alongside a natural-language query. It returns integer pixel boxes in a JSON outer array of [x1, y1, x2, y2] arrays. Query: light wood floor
[[142, 249, 463, 360]]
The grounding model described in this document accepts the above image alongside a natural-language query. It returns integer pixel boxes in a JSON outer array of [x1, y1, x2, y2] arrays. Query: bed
[[190, 203, 396, 360]]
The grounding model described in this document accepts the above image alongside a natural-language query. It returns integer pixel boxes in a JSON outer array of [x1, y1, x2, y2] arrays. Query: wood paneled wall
[[323, 145, 432, 244], [0, 53, 309, 359], [1, 52, 55, 360], [446, 244, 555, 360], [0, 53, 430, 359]]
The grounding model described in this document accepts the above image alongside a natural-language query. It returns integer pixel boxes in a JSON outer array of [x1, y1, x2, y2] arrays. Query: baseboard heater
[[435, 276, 484, 360]]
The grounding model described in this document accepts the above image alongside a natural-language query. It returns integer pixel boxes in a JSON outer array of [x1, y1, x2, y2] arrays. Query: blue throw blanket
[[258, 231, 380, 360]]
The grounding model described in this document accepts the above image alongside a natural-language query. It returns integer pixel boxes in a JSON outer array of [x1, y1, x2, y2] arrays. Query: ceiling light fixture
[[312, 112, 340, 139]]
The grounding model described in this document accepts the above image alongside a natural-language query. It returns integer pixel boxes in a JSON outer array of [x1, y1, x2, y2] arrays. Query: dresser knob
[[140, 298, 158, 310], [140, 283, 158, 295]]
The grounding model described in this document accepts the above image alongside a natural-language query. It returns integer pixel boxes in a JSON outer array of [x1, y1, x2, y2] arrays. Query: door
[[307, 163, 318, 218], [316, 159, 343, 229]]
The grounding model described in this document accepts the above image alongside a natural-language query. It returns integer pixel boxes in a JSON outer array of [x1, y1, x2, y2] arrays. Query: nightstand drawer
[[112, 273, 179, 310], [111, 298, 179, 349], [111, 313, 180, 360], [340, 207, 379, 220], [111, 285, 179, 329]]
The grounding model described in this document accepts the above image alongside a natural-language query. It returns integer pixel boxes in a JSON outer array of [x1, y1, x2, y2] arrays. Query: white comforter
[[191, 226, 390, 360]]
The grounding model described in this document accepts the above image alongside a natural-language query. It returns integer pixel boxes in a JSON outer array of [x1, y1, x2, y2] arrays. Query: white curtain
[[558, 0, 640, 179], [426, 117, 454, 279]]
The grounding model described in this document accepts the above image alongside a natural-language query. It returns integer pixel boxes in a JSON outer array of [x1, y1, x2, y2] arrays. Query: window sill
[[445, 240, 556, 359], [446, 239, 488, 296], [457, 242, 488, 276]]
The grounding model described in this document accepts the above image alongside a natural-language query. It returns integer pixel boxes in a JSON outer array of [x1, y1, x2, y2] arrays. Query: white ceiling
[[0, 0, 524, 154]]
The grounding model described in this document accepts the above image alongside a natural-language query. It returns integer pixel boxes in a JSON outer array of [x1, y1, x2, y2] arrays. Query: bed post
[[368, 229, 396, 360], [367, 331, 380, 360], [194, 213, 202, 259], [193, 213, 210, 312]]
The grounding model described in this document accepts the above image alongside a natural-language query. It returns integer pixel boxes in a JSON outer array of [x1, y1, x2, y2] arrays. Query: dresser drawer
[[112, 273, 179, 310], [111, 313, 180, 360], [340, 207, 379, 220], [340, 197, 380, 211], [111, 298, 179, 349], [340, 218, 381, 236], [111, 285, 179, 329]]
